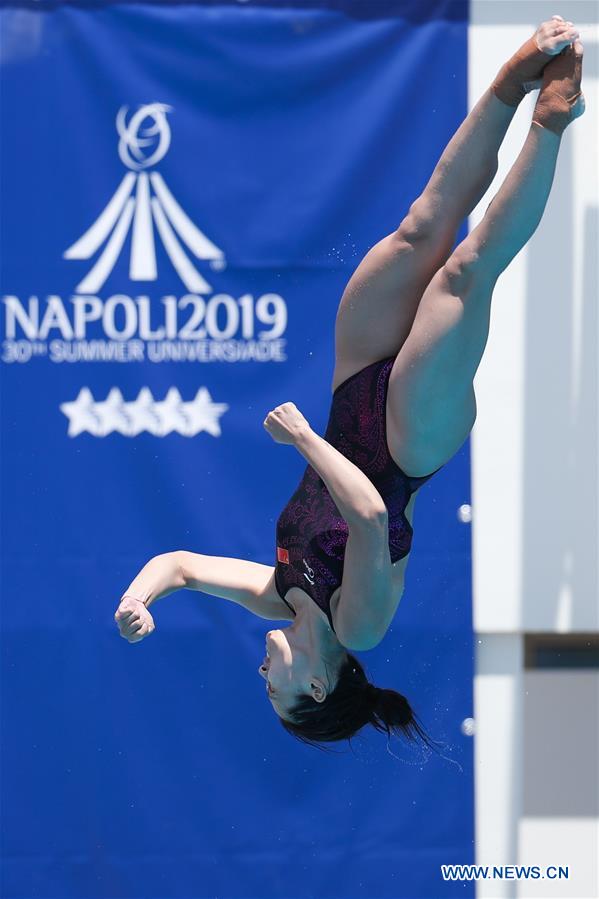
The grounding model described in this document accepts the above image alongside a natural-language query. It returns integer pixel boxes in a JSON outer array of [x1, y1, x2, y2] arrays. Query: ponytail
[[366, 683, 438, 751], [278, 653, 439, 753]]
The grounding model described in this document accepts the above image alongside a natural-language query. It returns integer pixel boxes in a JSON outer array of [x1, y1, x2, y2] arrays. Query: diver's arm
[[294, 428, 387, 526], [176, 552, 291, 620], [119, 552, 187, 608], [119, 551, 291, 621]]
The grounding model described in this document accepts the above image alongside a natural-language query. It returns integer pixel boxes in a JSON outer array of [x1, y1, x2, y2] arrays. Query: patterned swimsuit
[[274, 357, 442, 633]]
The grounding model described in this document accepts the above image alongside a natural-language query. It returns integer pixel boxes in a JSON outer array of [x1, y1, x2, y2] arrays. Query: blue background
[[0, 2, 474, 897]]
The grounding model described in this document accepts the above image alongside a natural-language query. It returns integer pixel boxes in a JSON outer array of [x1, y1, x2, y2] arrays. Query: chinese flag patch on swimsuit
[[277, 547, 289, 564]]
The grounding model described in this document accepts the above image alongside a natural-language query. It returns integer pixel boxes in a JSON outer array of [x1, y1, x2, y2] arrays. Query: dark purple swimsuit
[[274, 357, 442, 633]]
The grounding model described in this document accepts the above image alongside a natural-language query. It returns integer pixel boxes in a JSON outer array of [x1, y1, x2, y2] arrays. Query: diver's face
[[258, 630, 297, 702], [258, 629, 315, 714], [258, 628, 339, 716]]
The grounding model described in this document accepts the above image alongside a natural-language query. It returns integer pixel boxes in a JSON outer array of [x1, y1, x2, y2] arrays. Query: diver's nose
[[258, 656, 269, 677]]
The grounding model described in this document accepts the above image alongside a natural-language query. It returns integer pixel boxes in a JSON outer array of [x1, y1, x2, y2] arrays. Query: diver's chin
[[266, 629, 287, 654]]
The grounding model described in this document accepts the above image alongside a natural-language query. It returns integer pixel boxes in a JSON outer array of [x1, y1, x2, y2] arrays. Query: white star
[[152, 387, 189, 436], [93, 387, 130, 436], [124, 387, 163, 436], [182, 387, 229, 437], [60, 387, 103, 437], [59, 386, 229, 437]]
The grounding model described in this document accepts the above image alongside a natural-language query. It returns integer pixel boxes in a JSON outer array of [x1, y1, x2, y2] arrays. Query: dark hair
[[277, 652, 437, 752]]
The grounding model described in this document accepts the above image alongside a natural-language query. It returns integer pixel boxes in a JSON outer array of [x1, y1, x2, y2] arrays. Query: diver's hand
[[114, 595, 155, 643], [263, 402, 311, 446], [534, 15, 580, 55]]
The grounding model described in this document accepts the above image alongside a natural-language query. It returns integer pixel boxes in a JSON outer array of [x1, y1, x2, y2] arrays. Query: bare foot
[[533, 40, 585, 134], [523, 15, 581, 93], [492, 16, 580, 107]]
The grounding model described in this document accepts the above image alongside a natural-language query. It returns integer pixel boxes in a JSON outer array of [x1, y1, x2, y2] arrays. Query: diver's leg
[[332, 16, 579, 390], [386, 43, 584, 476]]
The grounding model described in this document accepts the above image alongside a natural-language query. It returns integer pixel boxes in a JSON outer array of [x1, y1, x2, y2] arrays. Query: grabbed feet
[[492, 15, 581, 107]]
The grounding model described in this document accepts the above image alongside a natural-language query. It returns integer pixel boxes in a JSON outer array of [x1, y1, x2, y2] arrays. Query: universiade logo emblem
[[63, 103, 225, 294], [59, 102, 230, 438], [2, 102, 287, 436]]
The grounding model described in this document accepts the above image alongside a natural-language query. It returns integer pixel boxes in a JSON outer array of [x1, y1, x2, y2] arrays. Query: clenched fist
[[114, 595, 155, 644], [263, 402, 311, 445]]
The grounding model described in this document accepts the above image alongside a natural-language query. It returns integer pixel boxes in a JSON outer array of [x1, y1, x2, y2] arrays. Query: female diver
[[114, 18, 584, 749]]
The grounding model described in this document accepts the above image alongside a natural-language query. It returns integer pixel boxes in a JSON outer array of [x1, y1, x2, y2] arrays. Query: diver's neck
[[286, 589, 341, 653]]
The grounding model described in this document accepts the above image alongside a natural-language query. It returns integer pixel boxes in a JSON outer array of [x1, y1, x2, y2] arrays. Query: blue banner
[[1, 2, 473, 897]]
